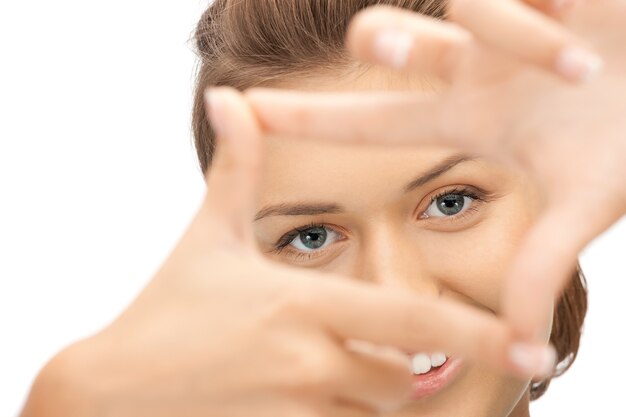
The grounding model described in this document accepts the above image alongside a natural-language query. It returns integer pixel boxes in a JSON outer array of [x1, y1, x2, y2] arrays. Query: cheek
[[418, 198, 535, 314]]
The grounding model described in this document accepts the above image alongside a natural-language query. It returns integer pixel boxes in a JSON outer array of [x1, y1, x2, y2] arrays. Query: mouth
[[409, 352, 464, 400]]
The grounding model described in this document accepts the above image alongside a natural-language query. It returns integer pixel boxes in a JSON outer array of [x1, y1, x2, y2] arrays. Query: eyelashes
[[420, 186, 494, 223], [269, 185, 496, 260], [272, 223, 346, 258]]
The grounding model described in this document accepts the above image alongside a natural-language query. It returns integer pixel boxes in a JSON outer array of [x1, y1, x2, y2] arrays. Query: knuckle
[[272, 265, 327, 316], [275, 339, 344, 390], [267, 278, 318, 319], [436, 32, 472, 79], [287, 106, 315, 136], [295, 347, 343, 387]]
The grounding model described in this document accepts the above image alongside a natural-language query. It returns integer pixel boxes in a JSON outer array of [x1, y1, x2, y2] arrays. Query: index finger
[[246, 88, 456, 148], [347, 1, 600, 84], [295, 274, 557, 379], [448, 0, 602, 83]]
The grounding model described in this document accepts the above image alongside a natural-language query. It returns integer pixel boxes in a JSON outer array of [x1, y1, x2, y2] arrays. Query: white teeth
[[431, 352, 447, 368], [411, 353, 432, 375], [411, 352, 448, 375]]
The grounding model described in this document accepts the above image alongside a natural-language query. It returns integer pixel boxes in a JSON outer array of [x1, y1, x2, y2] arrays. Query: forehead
[[260, 136, 459, 205], [258, 66, 454, 207]]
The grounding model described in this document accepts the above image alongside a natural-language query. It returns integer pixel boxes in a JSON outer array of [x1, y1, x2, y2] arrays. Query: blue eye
[[427, 194, 472, 217], [290, 226, 340, 252]]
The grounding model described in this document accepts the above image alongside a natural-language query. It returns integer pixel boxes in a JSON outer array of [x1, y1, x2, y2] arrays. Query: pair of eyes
[[274, 186, 488, 256]]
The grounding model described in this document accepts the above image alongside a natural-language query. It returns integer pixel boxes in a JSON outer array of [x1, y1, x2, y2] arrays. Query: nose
[[355, 220, 440, 297]]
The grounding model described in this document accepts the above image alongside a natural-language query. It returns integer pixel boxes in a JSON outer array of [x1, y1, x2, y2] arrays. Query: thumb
[[195, 86, 263, 250], [502, 197, 607, 342]]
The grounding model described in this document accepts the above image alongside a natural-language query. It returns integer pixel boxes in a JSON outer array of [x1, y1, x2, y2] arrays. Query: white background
[[0, 1, 624, 416]]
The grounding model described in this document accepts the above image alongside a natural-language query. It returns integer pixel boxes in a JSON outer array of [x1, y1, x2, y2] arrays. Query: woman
[[21, 1, 588, 416], [193, 1, 586, 415]]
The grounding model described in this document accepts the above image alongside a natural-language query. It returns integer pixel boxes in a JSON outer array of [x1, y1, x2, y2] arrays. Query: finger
[[200, 86, 263, 248], [448, 0, 602, 83], [246, 88, 462, 148], [297, 274, 554, 378], [229, 397, 373, 417], [503, 197, 616, 342], [346, 5, 472, 81], [524, 0, 581, 17], [338, 340, 412, 412], [324, 406, 373, 417], [315, 400, 375, 417]]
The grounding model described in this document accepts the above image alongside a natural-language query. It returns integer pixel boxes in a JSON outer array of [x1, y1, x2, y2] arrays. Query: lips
[[409, 352, 464, 400]]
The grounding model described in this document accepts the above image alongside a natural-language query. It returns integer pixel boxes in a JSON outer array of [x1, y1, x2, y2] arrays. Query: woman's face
[[252, 67, 549, 417]]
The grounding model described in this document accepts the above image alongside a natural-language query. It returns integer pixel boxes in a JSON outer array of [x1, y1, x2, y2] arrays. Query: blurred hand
[[21, 87, 551, 417], [245, 0, 626, 343]]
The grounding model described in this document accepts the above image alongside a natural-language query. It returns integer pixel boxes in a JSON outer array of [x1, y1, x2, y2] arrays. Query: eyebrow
[[403, 153, 476, 194], [254, 203, 342, 221], [254, 153, 476, 221]]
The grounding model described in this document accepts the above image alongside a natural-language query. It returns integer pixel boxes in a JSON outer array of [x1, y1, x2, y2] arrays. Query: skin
[[19, 84, 553, 417], [21, 1, 590, 416], [254, 66, 551, 417], [246, 0, 626, 344]]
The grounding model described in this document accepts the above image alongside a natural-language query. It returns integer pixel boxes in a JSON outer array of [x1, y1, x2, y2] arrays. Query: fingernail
[[555, 46, 604, 83], [204, 88, 228, 137], [509, 343, 556, 377], [373, 29, 414, 69]]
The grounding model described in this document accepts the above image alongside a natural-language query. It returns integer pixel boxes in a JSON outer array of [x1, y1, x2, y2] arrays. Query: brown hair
[[190, 0, 587, 400]]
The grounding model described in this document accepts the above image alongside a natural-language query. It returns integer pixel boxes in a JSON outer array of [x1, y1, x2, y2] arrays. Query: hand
[[243, 0, 626, 343], [21, 87, 549, 417]]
